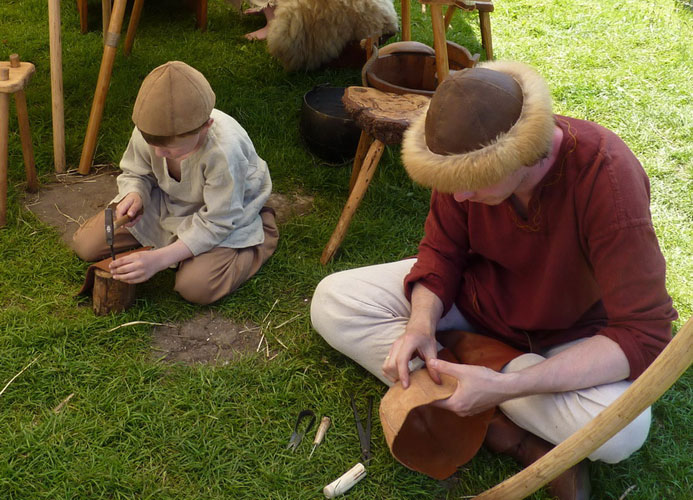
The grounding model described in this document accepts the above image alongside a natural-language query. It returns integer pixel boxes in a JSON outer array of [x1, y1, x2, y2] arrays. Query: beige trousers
[[310, 259, 651, 464], [72, 208, 278, 305]]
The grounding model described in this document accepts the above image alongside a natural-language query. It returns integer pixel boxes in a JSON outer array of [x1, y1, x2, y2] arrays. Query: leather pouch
[[379, 331, 522, 479]]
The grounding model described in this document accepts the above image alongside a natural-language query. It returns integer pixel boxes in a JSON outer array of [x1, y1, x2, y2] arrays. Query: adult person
[[311, 60, 677, 499]]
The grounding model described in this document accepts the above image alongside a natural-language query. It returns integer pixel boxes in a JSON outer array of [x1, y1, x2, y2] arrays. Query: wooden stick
[[401, 0, 411, 41], [475, 316, 693, 499], [78, 0, 128, 175], [102, 0, 112, 40], [124, 0, 145, 56], [0, 68, 9, 227], [0, 355, 41, 398], [444, 5, 457, 30], [48, 0, 67, 173], [197, 0, 208, 32]]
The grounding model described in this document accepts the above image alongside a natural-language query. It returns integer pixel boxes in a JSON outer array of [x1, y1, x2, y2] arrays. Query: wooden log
[[92, 268, 136, 315], [48, 0, 66, 173], [475, 315, 693, 499]]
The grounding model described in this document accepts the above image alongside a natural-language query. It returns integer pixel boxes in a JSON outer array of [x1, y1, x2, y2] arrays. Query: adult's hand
[[428, 359, 510, 417], [382, 327, 440, 389], [116, 192, 143, 227]]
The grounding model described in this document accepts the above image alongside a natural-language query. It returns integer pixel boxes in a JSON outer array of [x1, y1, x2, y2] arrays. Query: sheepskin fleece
[[267, 0, 398, 71], [401, 60, 555, 193]]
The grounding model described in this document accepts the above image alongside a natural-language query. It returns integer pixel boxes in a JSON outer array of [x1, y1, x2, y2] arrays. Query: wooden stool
[[320, 87, 430, 264], [402, 0, 494, 83], [0, 54, 39, 228]]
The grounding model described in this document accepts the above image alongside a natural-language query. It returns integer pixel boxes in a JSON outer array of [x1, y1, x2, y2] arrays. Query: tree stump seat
[[320, 86, 430, 264]]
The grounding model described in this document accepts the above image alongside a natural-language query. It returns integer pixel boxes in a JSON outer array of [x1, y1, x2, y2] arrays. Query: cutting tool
[[104, 207, 116, 261], [286, 409, 316, 451], [350, 393, 372, 465]]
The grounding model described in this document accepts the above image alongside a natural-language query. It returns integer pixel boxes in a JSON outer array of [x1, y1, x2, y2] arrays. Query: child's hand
[[109, 250, 164, 284], [116, 193, 144, 227]]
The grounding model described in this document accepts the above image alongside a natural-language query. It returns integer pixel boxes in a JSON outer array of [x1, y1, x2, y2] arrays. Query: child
[[72, 61, 278, 305]]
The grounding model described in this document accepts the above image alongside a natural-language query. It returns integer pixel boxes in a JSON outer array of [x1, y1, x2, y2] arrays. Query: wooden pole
[[124, 0, 145, 56], [479, 11, 493, 60], [48, 0, 66, 173], [0, 68, 9, 227], [401, 0, 411, 41], [475, 316, 693, 499], [102, 0, 112, 41], [78, 0, 128, 175]]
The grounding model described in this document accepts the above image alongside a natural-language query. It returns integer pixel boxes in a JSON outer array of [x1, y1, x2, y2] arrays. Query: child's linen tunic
[[112, 109, 272, 256]]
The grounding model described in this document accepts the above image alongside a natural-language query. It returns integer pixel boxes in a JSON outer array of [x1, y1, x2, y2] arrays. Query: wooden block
[[92, 268, 137, 315]]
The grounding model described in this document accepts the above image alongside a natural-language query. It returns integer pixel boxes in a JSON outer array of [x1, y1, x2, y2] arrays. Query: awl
[[309, 416, 331, 459]]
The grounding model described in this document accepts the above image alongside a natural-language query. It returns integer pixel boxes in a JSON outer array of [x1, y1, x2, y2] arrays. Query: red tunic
[[404, 116, 677, 380]]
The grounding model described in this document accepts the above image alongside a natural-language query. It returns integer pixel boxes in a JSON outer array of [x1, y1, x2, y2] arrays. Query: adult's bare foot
[[242, 6, 263, 15], [244, 25, 269, 41]]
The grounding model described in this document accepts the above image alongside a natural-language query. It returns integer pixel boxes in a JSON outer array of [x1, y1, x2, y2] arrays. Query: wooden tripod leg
[[124, 0, 145, 55], [77, 0, 88, 34], [0, 89, 8, 227], [48, 0, 66, 173], [78, 0, 128, 175], [320, 139, 385, 265], [197, 0, 208, 32], [401, 0, 411, 41], [479, 11, 493, 60], [444, 5, 457, 30], [349, 131, 374, 194], [12, 90, 38, 193], [102, 0, 112, 39], [430, 4, 449, 84]]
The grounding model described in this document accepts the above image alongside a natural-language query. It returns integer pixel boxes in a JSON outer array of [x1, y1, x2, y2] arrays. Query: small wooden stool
[[0, 54, 39, 227], [320, 87, 430, 264]]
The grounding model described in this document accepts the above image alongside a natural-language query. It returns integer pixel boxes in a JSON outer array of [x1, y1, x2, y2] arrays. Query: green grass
[[1, 0, 691, 498]]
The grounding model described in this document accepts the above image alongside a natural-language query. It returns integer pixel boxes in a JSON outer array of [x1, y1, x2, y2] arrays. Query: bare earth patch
[[24, 170, 310, 365], [24, 168, 314, 245], [151, 311, 265, 365]]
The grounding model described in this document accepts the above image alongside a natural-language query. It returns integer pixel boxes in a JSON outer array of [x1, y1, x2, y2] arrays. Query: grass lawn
[[0, 0, 691, 498]]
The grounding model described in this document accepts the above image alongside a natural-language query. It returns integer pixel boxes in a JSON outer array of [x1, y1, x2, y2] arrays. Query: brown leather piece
[[425, 68, 523, 155], [77, 247, 152, 296], [379, 331, 523, 480]]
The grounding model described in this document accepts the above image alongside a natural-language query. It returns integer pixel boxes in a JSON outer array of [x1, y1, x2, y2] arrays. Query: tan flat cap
[[132, 61, 215, 136]]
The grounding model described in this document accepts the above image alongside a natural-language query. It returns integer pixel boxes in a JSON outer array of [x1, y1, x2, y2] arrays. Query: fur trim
[[402, 61, 555, 193], [267, 0, 398, 71]]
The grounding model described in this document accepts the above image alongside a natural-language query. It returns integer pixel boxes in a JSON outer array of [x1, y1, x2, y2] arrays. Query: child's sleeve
[[112, 128, 157, 207]]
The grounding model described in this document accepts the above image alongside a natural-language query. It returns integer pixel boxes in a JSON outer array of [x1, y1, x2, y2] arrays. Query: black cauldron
[[300, 86, 361, 163]]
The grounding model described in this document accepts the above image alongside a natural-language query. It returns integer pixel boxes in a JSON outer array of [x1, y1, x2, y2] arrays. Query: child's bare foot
[[244, 25, 269, 41]]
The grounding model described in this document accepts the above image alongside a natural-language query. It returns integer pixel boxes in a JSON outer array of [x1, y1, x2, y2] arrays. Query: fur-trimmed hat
[[132, 61, 215, 137], [401, 61, 555, 193]]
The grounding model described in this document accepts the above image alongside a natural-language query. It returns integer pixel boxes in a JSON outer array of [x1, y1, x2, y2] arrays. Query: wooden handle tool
[[309, 416, 331, 459], [323, 462, 366, 498]]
